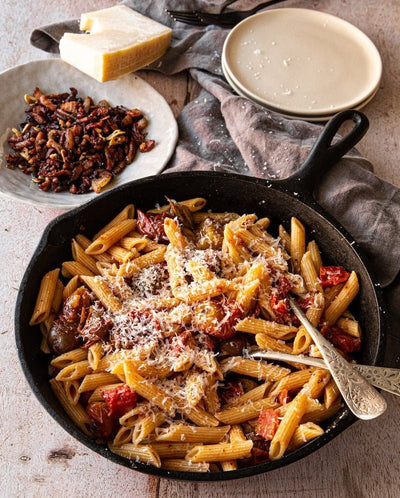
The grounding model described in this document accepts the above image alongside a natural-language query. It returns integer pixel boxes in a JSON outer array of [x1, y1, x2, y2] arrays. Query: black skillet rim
[[15, 170, 386, 482]]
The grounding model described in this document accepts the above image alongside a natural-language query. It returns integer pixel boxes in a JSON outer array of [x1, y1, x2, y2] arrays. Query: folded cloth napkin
[[31, 0, 400, 366]]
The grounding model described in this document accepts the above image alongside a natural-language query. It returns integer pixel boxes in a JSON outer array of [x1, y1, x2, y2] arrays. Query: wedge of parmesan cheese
[[59, 5, 172, 82]]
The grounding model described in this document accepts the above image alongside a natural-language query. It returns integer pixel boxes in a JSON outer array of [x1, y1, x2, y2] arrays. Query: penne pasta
[[30, 268, 60, 325], [33, 198, 362, 472]]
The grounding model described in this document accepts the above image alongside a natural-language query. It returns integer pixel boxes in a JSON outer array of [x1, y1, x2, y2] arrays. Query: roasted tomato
[[136, 209, 170, 243], [220, 382, 244, 404], [270, 275, 293, 321], [192, 297, 243, 340], [251, 447, 270, 465], [256, 408, 280, 441], [320, 266, 350, 288], [61, 288, 92, 323], [320, 323, 361, 354], [86, 402, 115, 439], [298, 294, 315, 313], [101, 384, 137, 418], [79, 311, 113, 348]]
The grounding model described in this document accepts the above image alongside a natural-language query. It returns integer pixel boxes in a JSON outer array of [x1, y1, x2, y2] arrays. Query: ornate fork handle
[[247, 350, 400, 397], [353, 365, 400, 396], [289, 298, 387, 420]]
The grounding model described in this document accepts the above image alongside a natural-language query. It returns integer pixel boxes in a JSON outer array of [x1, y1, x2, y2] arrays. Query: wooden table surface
[[1, 1, 399, 497]]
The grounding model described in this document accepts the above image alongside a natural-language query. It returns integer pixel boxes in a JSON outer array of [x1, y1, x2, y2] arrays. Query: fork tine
[[197, 13, 236, 28], [166, 10, 205, 26]]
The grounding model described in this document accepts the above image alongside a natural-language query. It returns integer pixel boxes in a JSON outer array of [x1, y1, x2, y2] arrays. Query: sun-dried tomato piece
[[251, 447, 270, 465], [136, 209, 170, 243], [320, 266, 350, 288], [86, 402, 115, 439], [101, 384, 137, 418], [220, 382, 244, 404], [256, 408, 280, 441], [323, 324, 361, 354]]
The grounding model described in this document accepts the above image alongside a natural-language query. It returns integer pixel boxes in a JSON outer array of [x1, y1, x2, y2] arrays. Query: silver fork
[[246, 350, 400, 397], [288, 298, 387, 420]]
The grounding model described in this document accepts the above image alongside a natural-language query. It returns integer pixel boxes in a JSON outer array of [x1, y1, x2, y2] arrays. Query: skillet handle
[[273, 110, 369, 195]]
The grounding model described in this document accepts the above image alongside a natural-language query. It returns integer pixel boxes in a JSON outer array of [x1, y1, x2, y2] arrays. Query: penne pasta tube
[[87, 342, 104, 370], [215, 398, 278, 425], [235, 317, 297, 340], [71, 239, 99, 274], [185, 441, 253, 463], [325, 271, 359, 325], [324, 283, 344, 308], [301, 398, 341, 424], [303, 369, 331, 399], [123, 360, 176, 417], [287, 422, 324, 451], [51, 348, 88, 369], [293, 292, 325, 355], [337, 317, 362, 338], [149, 443, 199, 459], [164, 218, 188, 250], [148, 197, 207, 214], [290, 217, 306, 274], [55, 360, 92, 381], [108, 443, 161, 468], [268, 369, 314, 399], [107, 245, 138, 263], [133, 411, 167, 445], [113, 426, 134, 446], [50, 379, 91, 436], [324, 378, 340, 408], [156, 425, 230, 444], [269, 390, 309, 460], [221, 357, 290, 381], [62, 275, 79, 299], [307, 240, 322, 273], [80, 276, 122, 313], [229, 425, 246, 442], [86, 219, 137, 255], [64, 380, 80, 406], [224, 383, 270, 409], [30, 268, 60, 325], [118, 246, 166, 278], [301, 251, 323, 292], [119, 236, 148, 252], [279, 225, 291, 253], [178, 404, 220, 428], [255, 217, 270, 230], [93, 204, 135, 240], [255, 333, 306, 370], [61, 261, 94, 278], [78, 372, 120, 393], [162, 459, 210, 473]]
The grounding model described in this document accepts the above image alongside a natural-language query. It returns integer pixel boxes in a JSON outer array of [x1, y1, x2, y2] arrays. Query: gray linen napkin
[[30, 0, 400, 365]]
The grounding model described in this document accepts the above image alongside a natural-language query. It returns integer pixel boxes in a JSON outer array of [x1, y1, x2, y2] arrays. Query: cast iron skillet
[[15, 109, 385, 481]]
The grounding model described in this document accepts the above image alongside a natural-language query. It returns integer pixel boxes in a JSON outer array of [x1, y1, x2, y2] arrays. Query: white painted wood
[[0, 1, 399, 497]]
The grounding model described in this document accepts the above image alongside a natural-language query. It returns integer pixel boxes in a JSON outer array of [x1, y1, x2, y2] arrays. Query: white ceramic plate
[[222, 56, 379, 122], [223, 8, 382, 116], [0, 59, 178, 210]]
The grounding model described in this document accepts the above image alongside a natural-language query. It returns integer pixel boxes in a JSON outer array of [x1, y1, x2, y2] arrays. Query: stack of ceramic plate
[[222, 8, 382, 121]]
